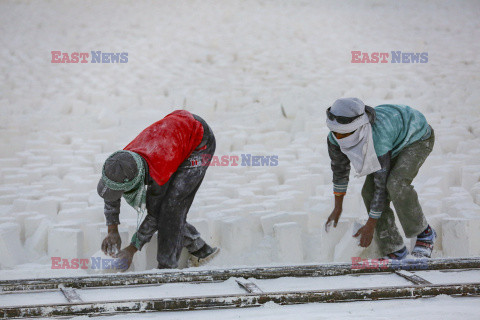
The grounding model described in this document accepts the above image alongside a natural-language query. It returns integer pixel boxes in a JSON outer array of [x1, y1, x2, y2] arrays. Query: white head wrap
[[326, 98, 381, 177]]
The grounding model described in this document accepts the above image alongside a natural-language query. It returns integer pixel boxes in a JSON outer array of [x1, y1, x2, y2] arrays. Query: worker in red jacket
[[97, 110, 218, 270]]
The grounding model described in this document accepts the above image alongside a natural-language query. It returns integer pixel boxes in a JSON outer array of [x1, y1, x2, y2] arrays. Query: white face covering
[[326, 98, 381, 177]]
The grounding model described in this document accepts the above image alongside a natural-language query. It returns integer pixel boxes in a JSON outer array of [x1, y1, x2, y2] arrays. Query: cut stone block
[[25, 197, 59, 217], [25, 219, 52, 256], [24, 214, 49, 238], [0, 194, 16, 205], [442, 218, 480, 257], [58, 206, 104, 224], [0, 217, 15, 224], [260, 212, 308, 235], [220, 217, 252, 254], [82, 223, 105, 257], [82, 206, 106, 223], [61, 201, 89, 211], [57, 208, 84, 222], [187, 218, 210, 243], [12, 212, 37, 243], [274, 222, 303, 263], [333, 221, 364, 262], [131, 233, 158, 271], [11, 199, 33, 212], [461, 165, 480, 192], [317, 219, 352, 261], [0, 222, 26, 268], [422, 199, 443, 216], [48, 228, 84, 260], [308, 202, 331, 231], [3, 174, 29, 184]]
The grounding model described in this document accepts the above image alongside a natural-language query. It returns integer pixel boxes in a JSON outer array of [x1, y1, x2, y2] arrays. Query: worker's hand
[[325, 206, 342, 232], [102, 230, 122, 257], [353, 219, 377, 248], [114, 244, 137, 271]]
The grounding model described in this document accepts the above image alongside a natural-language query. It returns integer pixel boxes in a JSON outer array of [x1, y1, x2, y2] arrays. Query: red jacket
[[124, 110, 204, 185]]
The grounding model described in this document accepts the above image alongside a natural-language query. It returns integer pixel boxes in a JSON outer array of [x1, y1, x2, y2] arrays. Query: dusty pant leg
[[387, 132, 434, 238], [361, 175, 405, 256], [156, 134, 216, 268], [182, 223, 206, 253], [131, 180, 171, 250]]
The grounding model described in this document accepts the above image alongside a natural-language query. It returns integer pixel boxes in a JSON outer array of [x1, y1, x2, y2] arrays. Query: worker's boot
[[381, 246, 408, 260], [188, 244, 220, 267], [411, 225, 436, 258]]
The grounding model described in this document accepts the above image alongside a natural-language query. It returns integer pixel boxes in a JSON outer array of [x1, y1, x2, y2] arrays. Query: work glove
[[101, 231, 122, 256]]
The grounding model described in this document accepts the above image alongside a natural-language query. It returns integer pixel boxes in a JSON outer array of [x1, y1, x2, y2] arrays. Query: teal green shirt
[[328, 104, 430, 158]]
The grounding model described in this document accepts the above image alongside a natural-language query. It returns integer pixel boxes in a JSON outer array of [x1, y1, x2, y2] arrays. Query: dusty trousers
[[133, 115, 216, 268], [361, 128, 435, 256]]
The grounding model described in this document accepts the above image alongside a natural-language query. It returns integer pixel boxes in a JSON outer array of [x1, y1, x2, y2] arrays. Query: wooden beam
[[1, 282, 479, 318], [236, 278, 264, 294], [59, 285, 83, 303], [394, 270, 431, 285], [1, 257, 478, 292]]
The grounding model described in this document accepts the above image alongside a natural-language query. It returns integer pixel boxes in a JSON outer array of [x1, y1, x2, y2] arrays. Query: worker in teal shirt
[[325, 98, 436, 259]]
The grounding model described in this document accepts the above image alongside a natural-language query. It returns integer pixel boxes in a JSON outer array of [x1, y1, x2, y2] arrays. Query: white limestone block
[[3, 174, 29, 185], [203, 212, 226, 246], [187, 218, 210, 243], [12, 211, 37, 243], [274, 222, 303, 263], [219, 217, 252, 254], [61, 201, 88, 211], [82, 223, 105, 257], [25, 197, 59, 217], [82, 206, 106, 223], [0, 217, 15, 224], [0, 194, 16, 205], [11, 199, 33, 212], [421, 198, 443, 217], [94, 153, 111, 174], [48, 228, 84, 260], [57, 208, 84, 222], [318, 219, 352, 261], [0, 222, 26, 268], [260, 212, 309, 235], [333, 221, 364, 262], [260, 212, 292, 236], [307, 202, 331, 231], [461, 166, 480, 195], [25, 219, 52, 256], [442, 218, 480, 257], [131, 233, 158, 271], [24, 214, 49, 238]]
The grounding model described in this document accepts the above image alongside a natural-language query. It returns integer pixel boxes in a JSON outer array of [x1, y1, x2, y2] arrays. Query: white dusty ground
[[0, 0, 479, 286]]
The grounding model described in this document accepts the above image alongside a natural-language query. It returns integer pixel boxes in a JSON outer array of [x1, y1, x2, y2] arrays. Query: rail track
[[1, 257, 479, 318]]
